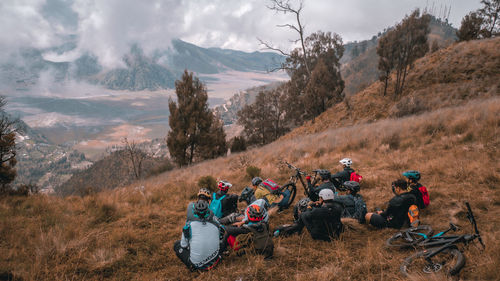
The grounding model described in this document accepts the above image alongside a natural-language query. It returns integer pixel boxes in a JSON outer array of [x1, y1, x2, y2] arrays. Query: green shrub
[[197, 175, 217, 192], [246, 166, 261, 179]]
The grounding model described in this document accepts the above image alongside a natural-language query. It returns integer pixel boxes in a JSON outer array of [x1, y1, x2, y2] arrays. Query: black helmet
[[251, 177, 263, 186], [246, 204, 264, 222], [318, 169, 331, 180], [402, 170, 421, 181], [194, 200, 210, 219], [293, 197, 311, 221], [239, 186, 256, 204], [344, 181, 360, 194]]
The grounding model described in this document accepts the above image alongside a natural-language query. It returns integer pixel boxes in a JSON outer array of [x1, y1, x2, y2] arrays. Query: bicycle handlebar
[[285, 161, 306, 176]]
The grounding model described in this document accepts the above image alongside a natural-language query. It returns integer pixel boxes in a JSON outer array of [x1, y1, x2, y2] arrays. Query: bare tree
[[121, 138, 147, 180], [258, 0, 310, 76]]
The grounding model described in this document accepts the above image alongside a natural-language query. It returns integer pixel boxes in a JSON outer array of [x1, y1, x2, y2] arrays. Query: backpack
[[407, 204, 420, 227], [411, 184, 430, 209], [349, 171, 363, 183], [418, 185, 430, 208], [261, 179, 281, 195], [209, 193, 226, 218], [235, 224, 274, 258]]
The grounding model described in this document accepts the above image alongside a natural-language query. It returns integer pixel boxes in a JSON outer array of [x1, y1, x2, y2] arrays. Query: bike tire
[[280, 183, 297, 209], [386, 225, 434, 249], [400, 247, 465, 277]]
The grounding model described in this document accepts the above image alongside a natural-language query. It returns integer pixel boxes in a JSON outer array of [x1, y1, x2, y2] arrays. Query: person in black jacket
[[365, 179, 417, 229], [333, 181, 367, 223], [210, 180, 239, 218], [284, 189, 344, 242], [305, 169, 336, 202], [331, 158, 355, 189]]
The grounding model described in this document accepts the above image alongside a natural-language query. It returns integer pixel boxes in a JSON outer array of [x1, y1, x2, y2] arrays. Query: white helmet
[[339, 158, 352, 167], [318, 189, 335, 201]]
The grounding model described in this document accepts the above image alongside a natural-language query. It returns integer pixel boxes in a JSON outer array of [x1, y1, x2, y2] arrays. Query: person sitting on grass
[[273, 197, 311, 237], [305, 169, 336, 201], [277, 189, 343, 241], [186, 188, 212, 221], [209, 180, 239, 219], [219, 186, 269, 227], [333, 181, 367, 223], [365, 179, 417, 229], [403, 170, 430, 210], [331, 158, 356, 189], [222, 204, 274, 259], [173, 200, 225, 271]]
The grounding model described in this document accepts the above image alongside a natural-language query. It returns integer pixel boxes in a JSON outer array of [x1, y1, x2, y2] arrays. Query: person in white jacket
[[173, 200, 225, 271]]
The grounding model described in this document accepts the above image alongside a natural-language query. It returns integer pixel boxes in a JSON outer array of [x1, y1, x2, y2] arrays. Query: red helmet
[[246, 204, 264, 222], [218, 180, 232, 191]]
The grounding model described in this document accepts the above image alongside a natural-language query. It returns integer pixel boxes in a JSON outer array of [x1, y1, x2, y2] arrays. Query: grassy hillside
[[341, 17, 458, 97], [1, 38, 499, 280], [289, 37, 499, 138]]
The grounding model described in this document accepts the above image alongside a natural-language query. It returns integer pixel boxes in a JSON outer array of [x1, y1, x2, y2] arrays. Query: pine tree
[[377, 10, 430, 97], [167, 70, 221, 166], [457, 12, 484, 41]]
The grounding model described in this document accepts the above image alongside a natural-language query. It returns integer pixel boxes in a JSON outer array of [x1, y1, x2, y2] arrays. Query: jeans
[[278, 189, 291, 208]]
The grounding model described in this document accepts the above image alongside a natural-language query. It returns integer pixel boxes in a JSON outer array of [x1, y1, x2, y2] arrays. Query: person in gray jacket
[[173, 200, 225, 271]]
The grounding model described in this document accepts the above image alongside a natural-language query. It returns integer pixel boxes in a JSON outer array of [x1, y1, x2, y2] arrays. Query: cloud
[[0, 0, 483, 68]]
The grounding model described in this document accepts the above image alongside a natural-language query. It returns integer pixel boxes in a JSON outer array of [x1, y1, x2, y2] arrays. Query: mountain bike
[[277, 161, 308, 208], [388, 202, 485, 277]]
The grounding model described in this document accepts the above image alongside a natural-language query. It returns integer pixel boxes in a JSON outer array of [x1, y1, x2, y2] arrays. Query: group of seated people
[[173, 158, 430, 271]]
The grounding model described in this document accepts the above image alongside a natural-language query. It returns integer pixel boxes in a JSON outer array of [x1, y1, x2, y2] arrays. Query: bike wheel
[[280, 183, 297, 209], [400, 247, 465, 277], [386, 225, 434, 249]]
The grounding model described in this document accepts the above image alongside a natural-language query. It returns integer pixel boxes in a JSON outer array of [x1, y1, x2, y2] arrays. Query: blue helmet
[[403, 170, 421, 181]]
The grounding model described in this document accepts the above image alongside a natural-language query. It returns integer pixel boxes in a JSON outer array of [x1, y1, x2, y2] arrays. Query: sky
[[0, 0, 482, 68]]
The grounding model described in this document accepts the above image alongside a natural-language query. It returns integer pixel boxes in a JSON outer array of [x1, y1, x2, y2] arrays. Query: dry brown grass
[[1, 95, 499, 280], [1, 38, 499, 281], [286, 37, 500, 138]]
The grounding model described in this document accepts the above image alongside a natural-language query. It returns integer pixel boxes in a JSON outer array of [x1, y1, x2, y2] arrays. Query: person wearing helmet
[[273, 197, 311, 237], [365, 179, 417, 229], [331, 158, 356, 189], [222, 204, 274, 258], [277, 189, 343, 241], [173, 200, 225, 271], [250, 177, 289, 215], [403, 170, 429, 209], [333, 181, 367, 223], [209, 180, 239, 219], [186, 188, 214, 221], [301, 189, 344, 241], [305, 169, 336, 202]]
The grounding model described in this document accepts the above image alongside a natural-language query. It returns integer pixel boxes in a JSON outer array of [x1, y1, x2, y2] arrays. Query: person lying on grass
[[250, 177, 290, 215]]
